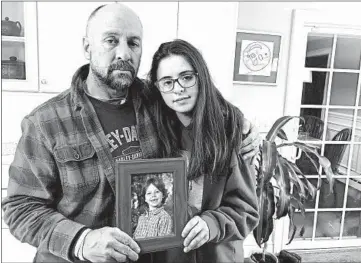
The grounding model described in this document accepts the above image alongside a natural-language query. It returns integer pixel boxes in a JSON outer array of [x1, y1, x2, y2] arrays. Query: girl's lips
[[173, 96, 190, 103]]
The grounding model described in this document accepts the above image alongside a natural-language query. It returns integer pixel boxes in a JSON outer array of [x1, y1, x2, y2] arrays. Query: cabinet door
[[37, 2, 178, 93], [1, 2, 38, 91]]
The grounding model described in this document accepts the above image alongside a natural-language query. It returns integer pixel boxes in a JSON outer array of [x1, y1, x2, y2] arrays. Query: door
[[282, 9, 361, 250]]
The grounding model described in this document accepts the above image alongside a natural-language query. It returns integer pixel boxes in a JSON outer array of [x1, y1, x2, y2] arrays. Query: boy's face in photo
[[145, 183, 163, 210]]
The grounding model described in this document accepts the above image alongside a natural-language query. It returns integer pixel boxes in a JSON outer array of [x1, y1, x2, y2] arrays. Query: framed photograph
[[115, 158, 188, 253], [233, 30, 282, 85]]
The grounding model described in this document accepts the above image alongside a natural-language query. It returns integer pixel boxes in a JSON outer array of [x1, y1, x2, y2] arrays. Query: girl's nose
[[173, 81, 185, 94]]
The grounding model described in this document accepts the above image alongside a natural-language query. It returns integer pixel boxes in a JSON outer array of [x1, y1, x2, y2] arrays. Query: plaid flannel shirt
[[1, 64, 160, 262], [133, 207, 173, 239]]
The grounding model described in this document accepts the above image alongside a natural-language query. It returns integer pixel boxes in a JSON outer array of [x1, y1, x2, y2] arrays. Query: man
[[2, 3, 260, 263]]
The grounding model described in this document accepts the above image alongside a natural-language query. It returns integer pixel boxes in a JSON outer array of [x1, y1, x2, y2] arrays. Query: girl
[[133, 177, 173, 239], [143, 39, 260, 263]]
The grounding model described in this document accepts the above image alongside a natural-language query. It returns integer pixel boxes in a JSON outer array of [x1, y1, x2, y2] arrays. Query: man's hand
[[240, 118, 261, 164], [82, 227, 140, 262], [182, 216, 209, 253]]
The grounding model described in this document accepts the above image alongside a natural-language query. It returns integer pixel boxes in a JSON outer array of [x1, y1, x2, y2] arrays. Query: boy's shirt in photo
[[87, 95, 143, 162]]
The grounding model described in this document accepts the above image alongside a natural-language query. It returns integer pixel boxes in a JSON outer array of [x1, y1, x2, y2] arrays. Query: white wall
[[178, 2, 238, 101]]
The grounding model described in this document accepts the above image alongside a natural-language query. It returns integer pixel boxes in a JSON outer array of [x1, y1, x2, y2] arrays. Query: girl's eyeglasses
[[155, 72, 198, 93]]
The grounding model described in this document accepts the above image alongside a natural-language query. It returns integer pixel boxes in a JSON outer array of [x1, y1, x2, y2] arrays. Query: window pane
[[315, 211, 342, 239], [1, 42, 26, 80], [346, 178, 361, 208], [290, 212, 314, 240], [350, 144, 361, 177], [334, 36, 361, 70], [319, 178, 345, 209], [326, 109, 354, 142], [305, 34, 333, 68], [299, 109, 325, 140], [292, 178, 318, 209], [304, 178, 318, 209], [329, 72, 359, 106], [343, 211, 361, 238], [295, 143, 321, 175], [301, 72, 330, 105], [323, 144, 350, 176], [1, 2, 25, 37]]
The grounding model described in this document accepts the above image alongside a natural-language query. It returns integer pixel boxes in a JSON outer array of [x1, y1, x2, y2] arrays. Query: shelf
[[1, 79, 27, 83], [1, 36, 25, 42]]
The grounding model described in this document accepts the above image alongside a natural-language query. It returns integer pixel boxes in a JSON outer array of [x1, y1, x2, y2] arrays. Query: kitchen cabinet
[[1, 2, 38, 91]]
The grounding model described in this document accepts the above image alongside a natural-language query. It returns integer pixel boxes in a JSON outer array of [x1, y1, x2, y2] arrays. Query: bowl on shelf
[[2, 56, 26, 79], [1, 17, 22, 37]]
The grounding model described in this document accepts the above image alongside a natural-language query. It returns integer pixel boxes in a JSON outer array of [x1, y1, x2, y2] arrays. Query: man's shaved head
[[86, 3, 143, 38], [83, 3, 143, 100], [85, 4, 106, 36]]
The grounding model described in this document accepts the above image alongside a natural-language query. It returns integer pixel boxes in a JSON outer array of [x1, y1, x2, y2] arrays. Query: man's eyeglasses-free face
[[155, 72, 198, 93]]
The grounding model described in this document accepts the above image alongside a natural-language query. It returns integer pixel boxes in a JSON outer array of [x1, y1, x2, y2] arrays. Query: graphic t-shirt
[[87, 95, 143, 162]]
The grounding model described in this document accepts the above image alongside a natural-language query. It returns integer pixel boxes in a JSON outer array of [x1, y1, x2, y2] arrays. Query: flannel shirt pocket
[[54, 141, 99, 189]]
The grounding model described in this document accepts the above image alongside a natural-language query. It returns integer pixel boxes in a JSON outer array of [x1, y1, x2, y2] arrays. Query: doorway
[[282, 10, 361, 250]]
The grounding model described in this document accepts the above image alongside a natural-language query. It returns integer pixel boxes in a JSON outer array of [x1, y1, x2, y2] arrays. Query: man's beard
[[91, 60, 137, 93]]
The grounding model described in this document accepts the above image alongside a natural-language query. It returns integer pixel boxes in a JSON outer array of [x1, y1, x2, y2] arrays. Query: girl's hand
[[181, 216, 210, 253]]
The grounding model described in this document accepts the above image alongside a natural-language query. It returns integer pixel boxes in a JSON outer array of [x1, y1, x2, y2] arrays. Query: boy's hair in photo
[[141, 176, 169, 206]]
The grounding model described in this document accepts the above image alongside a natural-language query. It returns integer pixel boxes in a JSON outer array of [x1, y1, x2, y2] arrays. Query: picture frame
[[233, 30, 282, 85], [115, 157, 188, 254]]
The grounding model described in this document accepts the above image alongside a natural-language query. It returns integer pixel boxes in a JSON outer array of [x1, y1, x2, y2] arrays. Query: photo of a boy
[[133, 176, 173, 239]]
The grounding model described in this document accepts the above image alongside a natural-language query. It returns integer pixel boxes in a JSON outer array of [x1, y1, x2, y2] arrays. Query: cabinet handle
[[41, 79, 47, 85]]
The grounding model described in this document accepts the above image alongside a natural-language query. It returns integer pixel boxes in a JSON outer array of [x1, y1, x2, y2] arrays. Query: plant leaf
[[262, 141, 277, 183], [254, 185, 267, 247], [290, 196, 306, 216], [280, 157, 306, 200], [274, 156, 291, 219], [303, 151, 320, 176], [276, 188, 290, 219], [286, 206, 297, 245], [279, 141, 335, 193], [277, 129, 288, 140], [299, 225, 305, 237], [288, 162, 317, 200], [304, 176, 317, 200], [319, 156, 335, 192], [293, 142, 334, 193], [266, 116, 301, 142], [275, 154, 291, 193], [264, 183, 275, 243], [253, 182, 275, 247]]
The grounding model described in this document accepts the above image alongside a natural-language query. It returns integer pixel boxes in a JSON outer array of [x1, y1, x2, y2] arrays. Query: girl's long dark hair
[[147, 39, 244, 180]]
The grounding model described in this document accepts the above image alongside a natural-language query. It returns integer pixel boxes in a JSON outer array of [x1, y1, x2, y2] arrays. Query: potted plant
[[249, 116, 335, 263]]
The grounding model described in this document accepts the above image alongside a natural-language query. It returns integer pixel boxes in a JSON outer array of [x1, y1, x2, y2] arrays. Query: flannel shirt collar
[[146, 206, 166, 217]]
